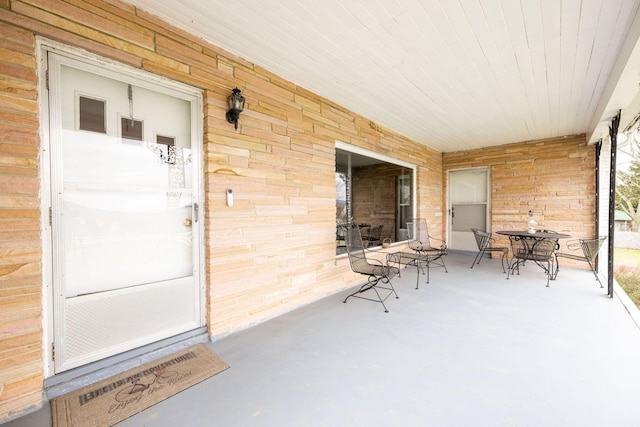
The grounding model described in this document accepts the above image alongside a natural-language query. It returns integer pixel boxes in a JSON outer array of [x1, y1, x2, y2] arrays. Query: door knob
[[183, 219, 192, 227]]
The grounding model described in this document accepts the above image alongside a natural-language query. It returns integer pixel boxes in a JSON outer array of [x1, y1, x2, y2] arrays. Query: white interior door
[[448, 168, 490, 251], [47, 52, 203, 372]]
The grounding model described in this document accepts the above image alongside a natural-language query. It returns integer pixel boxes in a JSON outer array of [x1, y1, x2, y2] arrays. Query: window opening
[[336, 147, 414, 254]]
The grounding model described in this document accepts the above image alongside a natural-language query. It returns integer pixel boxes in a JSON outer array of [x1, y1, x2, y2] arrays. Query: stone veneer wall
[[0, 0, 444, 420], [442, 134, 597, 256]]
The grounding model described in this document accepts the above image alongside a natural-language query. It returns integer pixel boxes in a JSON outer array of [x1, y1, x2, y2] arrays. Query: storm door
[[46, 52, 204, 372], [448, 168, 490, 251]]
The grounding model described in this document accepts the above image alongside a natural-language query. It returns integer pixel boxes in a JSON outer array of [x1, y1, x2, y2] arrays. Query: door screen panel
[[451, 204, 487, 232]]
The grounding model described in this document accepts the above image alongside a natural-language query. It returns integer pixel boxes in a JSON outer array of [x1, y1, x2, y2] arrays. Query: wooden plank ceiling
[[126, 0, 640, 152]]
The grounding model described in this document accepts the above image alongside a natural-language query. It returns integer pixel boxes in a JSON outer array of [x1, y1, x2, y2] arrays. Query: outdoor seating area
[[11, 253, 640, 427], [468, 229, 607, 289], [342, 224, 607, 313]]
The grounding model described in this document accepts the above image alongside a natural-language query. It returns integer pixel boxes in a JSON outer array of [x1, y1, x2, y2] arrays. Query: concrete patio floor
[[8, 253, 640, 426]]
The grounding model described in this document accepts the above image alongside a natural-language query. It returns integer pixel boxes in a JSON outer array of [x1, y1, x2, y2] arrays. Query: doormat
[[51, 343, 229, 427]]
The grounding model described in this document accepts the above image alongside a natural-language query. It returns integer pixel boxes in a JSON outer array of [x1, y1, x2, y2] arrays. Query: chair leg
[[470, 250, 483, 268], [552, 255, 560, 280], [506, 256, 520, 280], [587, 260, 604, 288], [545, 259, 551, 287], [424, 253, 448, 285], [343, 275, 398, 312], [473, 250, 507, 272], [370, 286, 389, 313]]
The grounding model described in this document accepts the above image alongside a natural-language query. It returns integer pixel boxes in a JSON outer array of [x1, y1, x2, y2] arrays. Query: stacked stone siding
[[0, 14, 44, 422], [443, 135, 597, 258]]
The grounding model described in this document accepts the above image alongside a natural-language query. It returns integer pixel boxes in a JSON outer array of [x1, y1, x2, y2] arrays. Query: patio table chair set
[[470, 229, 607, 288], [340, 218, 448, 312], [342, 222, 605, 312]]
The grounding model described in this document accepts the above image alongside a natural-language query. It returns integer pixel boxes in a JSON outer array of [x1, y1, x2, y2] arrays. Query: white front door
[[46, 51, 204, 372], [448, 168, 490, 251]]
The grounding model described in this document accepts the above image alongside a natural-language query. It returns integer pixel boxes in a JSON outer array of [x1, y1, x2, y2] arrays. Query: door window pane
[[61, 66, 194, 295], [79, 96, 106, 133], [450, 169, 487, 203], [121, 117, 143, 142], [156, 135, 176, 164]]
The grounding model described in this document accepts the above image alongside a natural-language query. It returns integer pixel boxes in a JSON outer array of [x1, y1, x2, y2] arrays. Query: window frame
[[335, 141, 417, 253]]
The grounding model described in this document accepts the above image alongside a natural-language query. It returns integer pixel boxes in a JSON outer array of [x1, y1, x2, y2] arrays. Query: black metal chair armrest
[[555, 252, 584, 261], [564, 239, 581, 251], [428, 235, 447, 251]]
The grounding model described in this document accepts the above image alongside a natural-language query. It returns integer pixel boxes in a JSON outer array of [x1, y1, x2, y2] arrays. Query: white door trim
[[447, 166, 492, 251], [38, 38, 206, 378]]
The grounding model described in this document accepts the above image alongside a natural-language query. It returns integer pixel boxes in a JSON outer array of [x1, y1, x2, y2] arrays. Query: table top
[[496, 230, 571, 239]]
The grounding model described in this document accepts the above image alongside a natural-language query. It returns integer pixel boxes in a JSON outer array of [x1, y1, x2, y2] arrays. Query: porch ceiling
[[126, 0, 640, 152]]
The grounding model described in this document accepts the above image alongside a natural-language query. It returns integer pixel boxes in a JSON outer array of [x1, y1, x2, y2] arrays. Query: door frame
[[38, 39, 206, 377], [447, 167, 492, 251]]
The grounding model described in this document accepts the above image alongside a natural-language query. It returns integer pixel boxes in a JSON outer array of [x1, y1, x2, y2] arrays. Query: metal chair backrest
[[471, 228, 491, 250], [509, 236, 528, 259], [343, 224, 370, 274], [580, 236, 607, 262], [531, 238, 558, 259], [510, 236, 556, 261], [406, 219, 432, 251], [406, 219, 423, 248]]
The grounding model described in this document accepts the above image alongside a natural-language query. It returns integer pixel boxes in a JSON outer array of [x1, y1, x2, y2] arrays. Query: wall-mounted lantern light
[[226, 87, 245, 130]]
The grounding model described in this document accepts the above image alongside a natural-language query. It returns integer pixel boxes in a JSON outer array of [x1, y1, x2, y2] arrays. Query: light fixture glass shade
[[227, 88, 245, 112], [226, 88, 245, 130]]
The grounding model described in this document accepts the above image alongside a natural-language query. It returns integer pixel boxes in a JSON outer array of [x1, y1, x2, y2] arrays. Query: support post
[[607, 111, 620, 298]]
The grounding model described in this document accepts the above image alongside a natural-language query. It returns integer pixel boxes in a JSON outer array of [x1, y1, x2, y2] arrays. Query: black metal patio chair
[[470, 228, 508, 272], [406, 219, 448, 284], [553, 236, 607, 287], [341, 224, 399, 312], [507, 236, 558, 287]]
